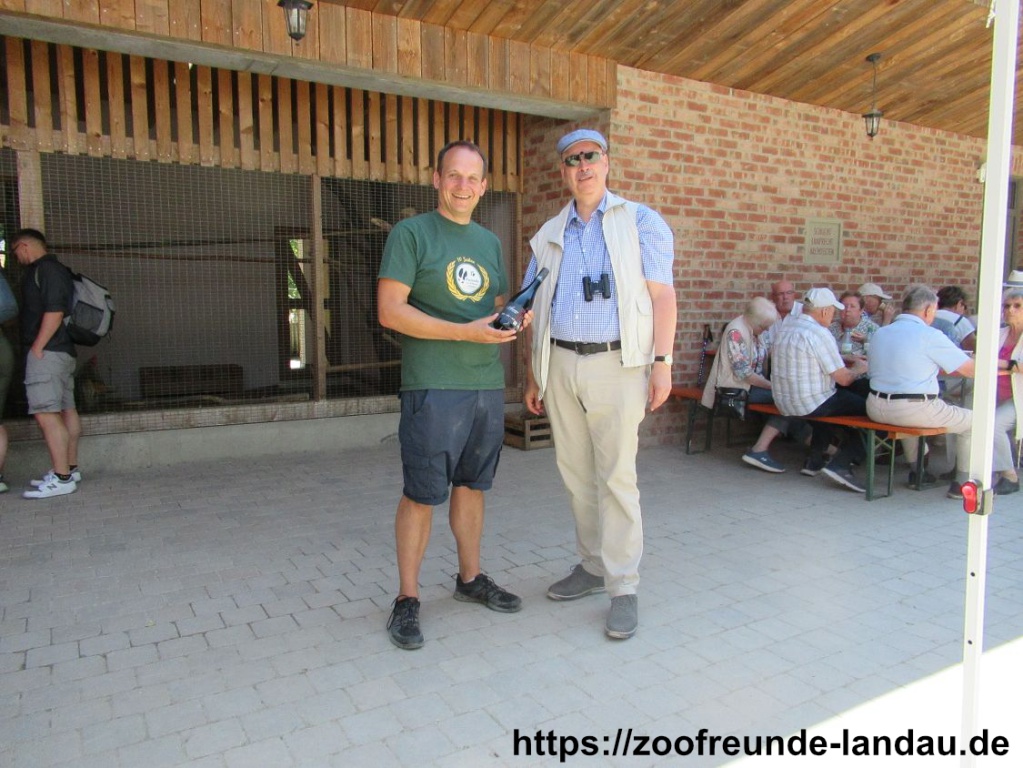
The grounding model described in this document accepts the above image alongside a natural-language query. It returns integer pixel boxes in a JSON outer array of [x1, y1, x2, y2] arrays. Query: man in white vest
[[522, 129, 677, 640]]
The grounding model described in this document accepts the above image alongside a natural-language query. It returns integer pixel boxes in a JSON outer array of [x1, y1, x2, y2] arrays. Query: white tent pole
[[961, 2, 1019, 766]]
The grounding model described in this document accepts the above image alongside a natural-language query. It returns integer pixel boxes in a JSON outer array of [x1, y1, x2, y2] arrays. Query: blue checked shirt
[[867, 313, 969, 395], [523, 194, 674, 343]]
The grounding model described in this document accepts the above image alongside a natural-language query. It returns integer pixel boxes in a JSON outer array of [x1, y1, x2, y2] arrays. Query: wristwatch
[[654, 354, 673, 366]]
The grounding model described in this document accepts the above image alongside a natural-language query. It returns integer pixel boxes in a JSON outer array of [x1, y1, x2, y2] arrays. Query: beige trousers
[[866, 395, 973, 477], [544, 345, 649, 596]]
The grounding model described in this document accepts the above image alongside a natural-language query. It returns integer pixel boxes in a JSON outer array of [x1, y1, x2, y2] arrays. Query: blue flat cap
[[556, 129, 608, 155]]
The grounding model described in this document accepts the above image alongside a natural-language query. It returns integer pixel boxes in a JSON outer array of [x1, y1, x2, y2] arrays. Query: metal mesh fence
[[0, 148, 518, 431]]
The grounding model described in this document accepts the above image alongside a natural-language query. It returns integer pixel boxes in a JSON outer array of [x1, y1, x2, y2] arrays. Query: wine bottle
[[491, 267, 550, 331]]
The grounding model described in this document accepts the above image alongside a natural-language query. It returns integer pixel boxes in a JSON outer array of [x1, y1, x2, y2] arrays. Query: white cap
[[1005, 270, 1023, 287], [803, 287, 845, 310], [858, 282, 893, 300]]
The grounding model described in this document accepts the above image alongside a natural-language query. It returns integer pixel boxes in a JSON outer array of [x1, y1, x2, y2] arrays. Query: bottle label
[[493, 305, 524, 331]]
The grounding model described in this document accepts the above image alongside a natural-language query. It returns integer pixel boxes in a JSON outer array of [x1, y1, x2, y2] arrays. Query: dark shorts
[[398, 389, 505, 506]]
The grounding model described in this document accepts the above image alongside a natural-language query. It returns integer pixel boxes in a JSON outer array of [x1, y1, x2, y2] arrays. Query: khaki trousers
[[866, 395, 973, 477], [544, 345, 648, 596]]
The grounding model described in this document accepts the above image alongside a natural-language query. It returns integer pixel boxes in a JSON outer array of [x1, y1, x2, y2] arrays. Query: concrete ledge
[[5, 412, 401, 479]]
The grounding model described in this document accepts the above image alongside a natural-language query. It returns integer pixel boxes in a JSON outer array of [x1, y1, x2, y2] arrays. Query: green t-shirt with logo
[[379, 210, 508, 391]]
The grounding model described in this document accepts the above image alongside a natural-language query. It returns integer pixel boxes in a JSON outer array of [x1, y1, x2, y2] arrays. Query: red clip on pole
[[961, 481, 980, 514]]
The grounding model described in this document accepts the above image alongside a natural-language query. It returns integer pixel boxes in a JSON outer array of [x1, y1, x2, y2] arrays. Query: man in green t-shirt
[[377, 140, 529, 650]]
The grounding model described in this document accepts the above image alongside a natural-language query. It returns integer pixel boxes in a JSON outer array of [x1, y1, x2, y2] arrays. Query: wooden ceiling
[[325, 0, 1015, 143]]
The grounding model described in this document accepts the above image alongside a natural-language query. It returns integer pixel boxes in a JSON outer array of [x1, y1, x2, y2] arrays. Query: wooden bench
[[671, 385, 948, 501]]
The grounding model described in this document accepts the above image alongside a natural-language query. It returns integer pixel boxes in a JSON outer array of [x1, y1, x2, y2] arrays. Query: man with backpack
[[11, 228, 81, 498]]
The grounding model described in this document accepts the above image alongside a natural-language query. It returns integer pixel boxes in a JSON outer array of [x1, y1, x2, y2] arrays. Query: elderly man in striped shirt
[[772, 287, 870, 493]]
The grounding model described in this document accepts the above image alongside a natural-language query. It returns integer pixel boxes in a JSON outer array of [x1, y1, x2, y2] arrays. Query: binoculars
[[583, 273, 611, 302]]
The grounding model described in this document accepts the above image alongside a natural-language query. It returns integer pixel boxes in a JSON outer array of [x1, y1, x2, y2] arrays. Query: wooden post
[[16, 150, 45, 230], [310, 175, 327, 402]]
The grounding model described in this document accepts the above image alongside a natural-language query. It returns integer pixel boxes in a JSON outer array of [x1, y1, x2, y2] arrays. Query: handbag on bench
[[713, 387, 748, 421]]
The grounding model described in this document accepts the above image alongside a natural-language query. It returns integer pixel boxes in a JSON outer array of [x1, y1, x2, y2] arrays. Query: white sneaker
[[0, 477, 8, 494], [23, 476, 77, 499], [30, 469, 82, 487]]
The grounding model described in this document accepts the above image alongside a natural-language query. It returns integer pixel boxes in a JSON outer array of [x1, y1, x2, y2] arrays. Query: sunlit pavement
[[0, 430, 1020, 766]]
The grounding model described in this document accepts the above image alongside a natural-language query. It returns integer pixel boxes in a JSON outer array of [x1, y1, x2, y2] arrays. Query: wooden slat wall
[[0, 0, 613, 106], [0, 36, 522, 191]]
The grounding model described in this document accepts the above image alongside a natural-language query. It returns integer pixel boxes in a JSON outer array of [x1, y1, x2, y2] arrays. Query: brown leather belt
[[552, 339, 622, 356]]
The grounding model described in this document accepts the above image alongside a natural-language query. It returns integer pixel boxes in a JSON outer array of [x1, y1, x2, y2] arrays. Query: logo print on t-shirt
[[446, 257, 491, 302]]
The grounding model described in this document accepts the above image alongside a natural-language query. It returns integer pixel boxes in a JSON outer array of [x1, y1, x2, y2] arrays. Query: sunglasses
[[562, 150, 604, 167]]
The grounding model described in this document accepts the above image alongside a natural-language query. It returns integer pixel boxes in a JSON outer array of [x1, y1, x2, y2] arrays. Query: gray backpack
[[65, 271, 115, 346]]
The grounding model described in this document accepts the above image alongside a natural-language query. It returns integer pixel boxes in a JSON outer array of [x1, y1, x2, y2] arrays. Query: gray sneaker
[[386, 596, 424, 650], [742, 450, 785, 473], [822, 466, 866, 493], [605, 594, 638, 639], [547, 564, 605, 601]]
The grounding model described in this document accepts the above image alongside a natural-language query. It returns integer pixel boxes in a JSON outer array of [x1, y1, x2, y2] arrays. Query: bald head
[[770, 281, 797, 317]]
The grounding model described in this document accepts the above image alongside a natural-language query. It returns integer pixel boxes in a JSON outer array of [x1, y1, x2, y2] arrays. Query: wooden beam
[[236, 70, 257, 169], [331, 84, 351, 178], [310, 176, 327, 402], [152, 57, 172, 161], [197, 65, 219, 166], [82, 46, 103, 155], [129, 54, 150, 159], [218, 67, 238, 167], [106, 51, 126, 158], [29, 40, 52, 151], [56, 45, 82, 154], [16, 149, 45, 230], [5, 39, 30, 149], [296, 79, 314, 174], [175, 60, 196, 164], [315, 81, 330, 177]]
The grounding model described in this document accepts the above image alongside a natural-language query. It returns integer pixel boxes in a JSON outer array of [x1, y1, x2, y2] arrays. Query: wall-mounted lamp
[[862, 53, 883, 139], [279, 0, 313, 42]]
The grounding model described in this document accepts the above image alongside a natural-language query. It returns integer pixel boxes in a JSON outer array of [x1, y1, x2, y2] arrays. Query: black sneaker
[[800, 457, 826, 477], [947, 481, 964, 500], [993, 477, 1020, 496], [454, 574, 522, 613], [386, 596, 424, 650]]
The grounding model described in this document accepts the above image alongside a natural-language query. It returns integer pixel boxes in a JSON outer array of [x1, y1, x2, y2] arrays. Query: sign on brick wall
[[804, 218, 843, 264]]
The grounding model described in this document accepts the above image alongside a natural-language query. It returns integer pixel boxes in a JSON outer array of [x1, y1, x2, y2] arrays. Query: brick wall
[[522, 65, 1008, 446]]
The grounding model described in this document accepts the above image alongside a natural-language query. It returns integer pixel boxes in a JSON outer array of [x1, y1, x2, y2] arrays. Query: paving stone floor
[[0, 433, 1021, 767]]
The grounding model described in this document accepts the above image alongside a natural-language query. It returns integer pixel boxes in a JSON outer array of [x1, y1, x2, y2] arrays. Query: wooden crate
[[504, 411, 553, 450]]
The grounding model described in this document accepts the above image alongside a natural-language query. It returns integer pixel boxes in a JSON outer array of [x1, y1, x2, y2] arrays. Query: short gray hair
[[1003, 286, 1023, 304], [745, 296, 779, 328], [902, 284, 937, 313]]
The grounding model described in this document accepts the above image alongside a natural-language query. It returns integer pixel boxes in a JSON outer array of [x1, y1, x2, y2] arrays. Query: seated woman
[[701, 296, 797, 473], [992, 287, 1023, 495], [829, 291, 877, 398]]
